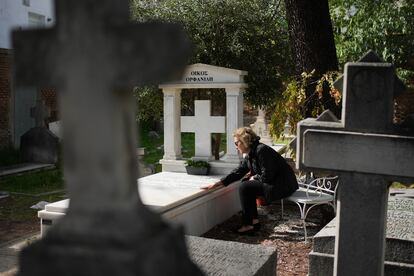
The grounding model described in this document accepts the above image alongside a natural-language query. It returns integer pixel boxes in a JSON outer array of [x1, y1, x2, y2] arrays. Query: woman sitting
[[204, 127, 298, 234]]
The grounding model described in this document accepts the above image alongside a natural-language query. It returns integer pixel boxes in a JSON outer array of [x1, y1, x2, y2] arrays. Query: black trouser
[[239, 180, 265, 225]]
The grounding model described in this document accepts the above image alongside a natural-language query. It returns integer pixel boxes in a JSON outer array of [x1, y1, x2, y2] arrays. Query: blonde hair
[[233, 127, 259, 148]]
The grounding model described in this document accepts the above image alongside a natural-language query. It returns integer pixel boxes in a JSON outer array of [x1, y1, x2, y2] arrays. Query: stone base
[[309, 197, 414, 276], [187, 236, 277, 276], [20, 207, 203, 276], [309, 251, 414, 276]]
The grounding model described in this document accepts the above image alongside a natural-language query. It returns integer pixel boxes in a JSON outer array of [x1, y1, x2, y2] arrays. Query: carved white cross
[[181, 100, 225, 160]]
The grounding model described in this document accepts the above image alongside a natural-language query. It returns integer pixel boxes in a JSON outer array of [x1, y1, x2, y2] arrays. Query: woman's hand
[[245, 171, 256, 181], [201, 180, 223, 190]]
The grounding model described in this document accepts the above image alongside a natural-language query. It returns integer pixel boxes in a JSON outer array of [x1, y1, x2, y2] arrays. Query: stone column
[[162, 88, 182, 160], [334, 173, 389, 276], [223, 87, 244, 162]]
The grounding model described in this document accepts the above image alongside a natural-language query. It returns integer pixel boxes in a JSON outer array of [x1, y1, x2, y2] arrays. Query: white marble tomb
[[38, 172, 241, 237]]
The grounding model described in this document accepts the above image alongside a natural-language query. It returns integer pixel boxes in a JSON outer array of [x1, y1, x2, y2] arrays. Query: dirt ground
[[0, 220, 38, 245], [0, 196, 39, 245], [202, 202, 334, 276]]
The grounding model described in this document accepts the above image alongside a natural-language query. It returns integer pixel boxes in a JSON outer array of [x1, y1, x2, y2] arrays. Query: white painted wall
[[0, 0, 54, 49]]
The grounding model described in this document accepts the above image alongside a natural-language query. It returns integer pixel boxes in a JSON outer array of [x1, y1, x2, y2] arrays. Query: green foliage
[[270, 0, 414, 139], [134, 86, 163, 123], [185, 159, 210, 168], [139, 126, 197, 171], [131, 0, 293, 108], [391, 182, 414, 189], [0, 169, 64, 195], [0, 168, 65, 227], [139, 125, 164, 165], [0, 193, 66, 226], [270, 71, 341, 138], [329, 0, 414, 84], [315, 71, 342, 105]]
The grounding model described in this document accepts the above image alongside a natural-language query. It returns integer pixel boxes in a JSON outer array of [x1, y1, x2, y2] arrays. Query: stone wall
[[0, 48, 11, 149], [0, 48, 58, 149]]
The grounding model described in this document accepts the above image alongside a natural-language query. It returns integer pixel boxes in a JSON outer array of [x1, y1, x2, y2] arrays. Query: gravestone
[[181, 100, 225, 160], [283, 119, 293, 138], [48, 121, 61, 139], [250, 108, 273, 146], [20, 91, 58, 164], [296, 51, 414, 276], [309, 195, 414, 276], [13, 0, 202, 275], [136, 147, 153, 177]]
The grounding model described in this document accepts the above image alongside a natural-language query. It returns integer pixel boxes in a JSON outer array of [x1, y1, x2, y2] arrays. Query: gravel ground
[[202, 202, 334, 276]]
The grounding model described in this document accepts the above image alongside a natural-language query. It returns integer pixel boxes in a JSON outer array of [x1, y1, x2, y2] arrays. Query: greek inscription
[[185, 70, 214, 82]]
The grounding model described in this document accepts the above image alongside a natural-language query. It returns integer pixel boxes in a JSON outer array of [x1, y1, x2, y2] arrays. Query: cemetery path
[[0, 220, 38, 245], [203, 202, 333, 276], [0, 196, 39, 245]]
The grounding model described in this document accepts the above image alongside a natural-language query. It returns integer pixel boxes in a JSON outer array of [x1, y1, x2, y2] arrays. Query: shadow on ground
[[202, 202, 334, 276]]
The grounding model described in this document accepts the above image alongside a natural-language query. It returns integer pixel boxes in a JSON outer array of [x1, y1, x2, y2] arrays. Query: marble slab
[[138, 172, 224, 212], [39, 172, 241, 236]]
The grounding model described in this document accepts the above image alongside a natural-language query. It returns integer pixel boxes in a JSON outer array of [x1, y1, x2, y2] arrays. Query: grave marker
[[13, 0, 202, 275], [30, 91, 50, 128], [296, 51, 414, 276], [309, 196, 414, 276], [20, 89, 58, 164], [250, 108, 273, 146]]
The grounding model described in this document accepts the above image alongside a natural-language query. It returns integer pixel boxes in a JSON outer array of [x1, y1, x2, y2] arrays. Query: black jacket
[[221, 141, 298, 202]]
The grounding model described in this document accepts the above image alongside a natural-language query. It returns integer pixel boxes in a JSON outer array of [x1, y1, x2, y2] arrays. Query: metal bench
[[281, 175, 339, 242]]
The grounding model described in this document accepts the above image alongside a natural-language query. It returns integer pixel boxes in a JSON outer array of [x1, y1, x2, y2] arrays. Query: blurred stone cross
[[13, 0, 202, 275], [296, 51, 414, 276], [30, 91, 50, 128]]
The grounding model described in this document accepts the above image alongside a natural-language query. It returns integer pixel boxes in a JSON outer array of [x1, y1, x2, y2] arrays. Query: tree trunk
[[284, 0, 340, 118], [284, 0, 338, 75]]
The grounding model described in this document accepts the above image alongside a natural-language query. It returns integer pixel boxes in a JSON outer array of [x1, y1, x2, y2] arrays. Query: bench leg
[[302, 218, 308, 242], [292, 202, 308, 242], [300, 203, 308, 242], [280, 199, 284, 220]]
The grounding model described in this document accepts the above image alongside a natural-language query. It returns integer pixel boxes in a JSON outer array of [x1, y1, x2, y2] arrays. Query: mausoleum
[[159, 63, 247, 174]]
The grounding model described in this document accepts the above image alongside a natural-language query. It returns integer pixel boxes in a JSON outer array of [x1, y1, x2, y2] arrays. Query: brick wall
[[0, 49, 12, 149], [0, 49, 58, 149], [41, 87, 58, 122]]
